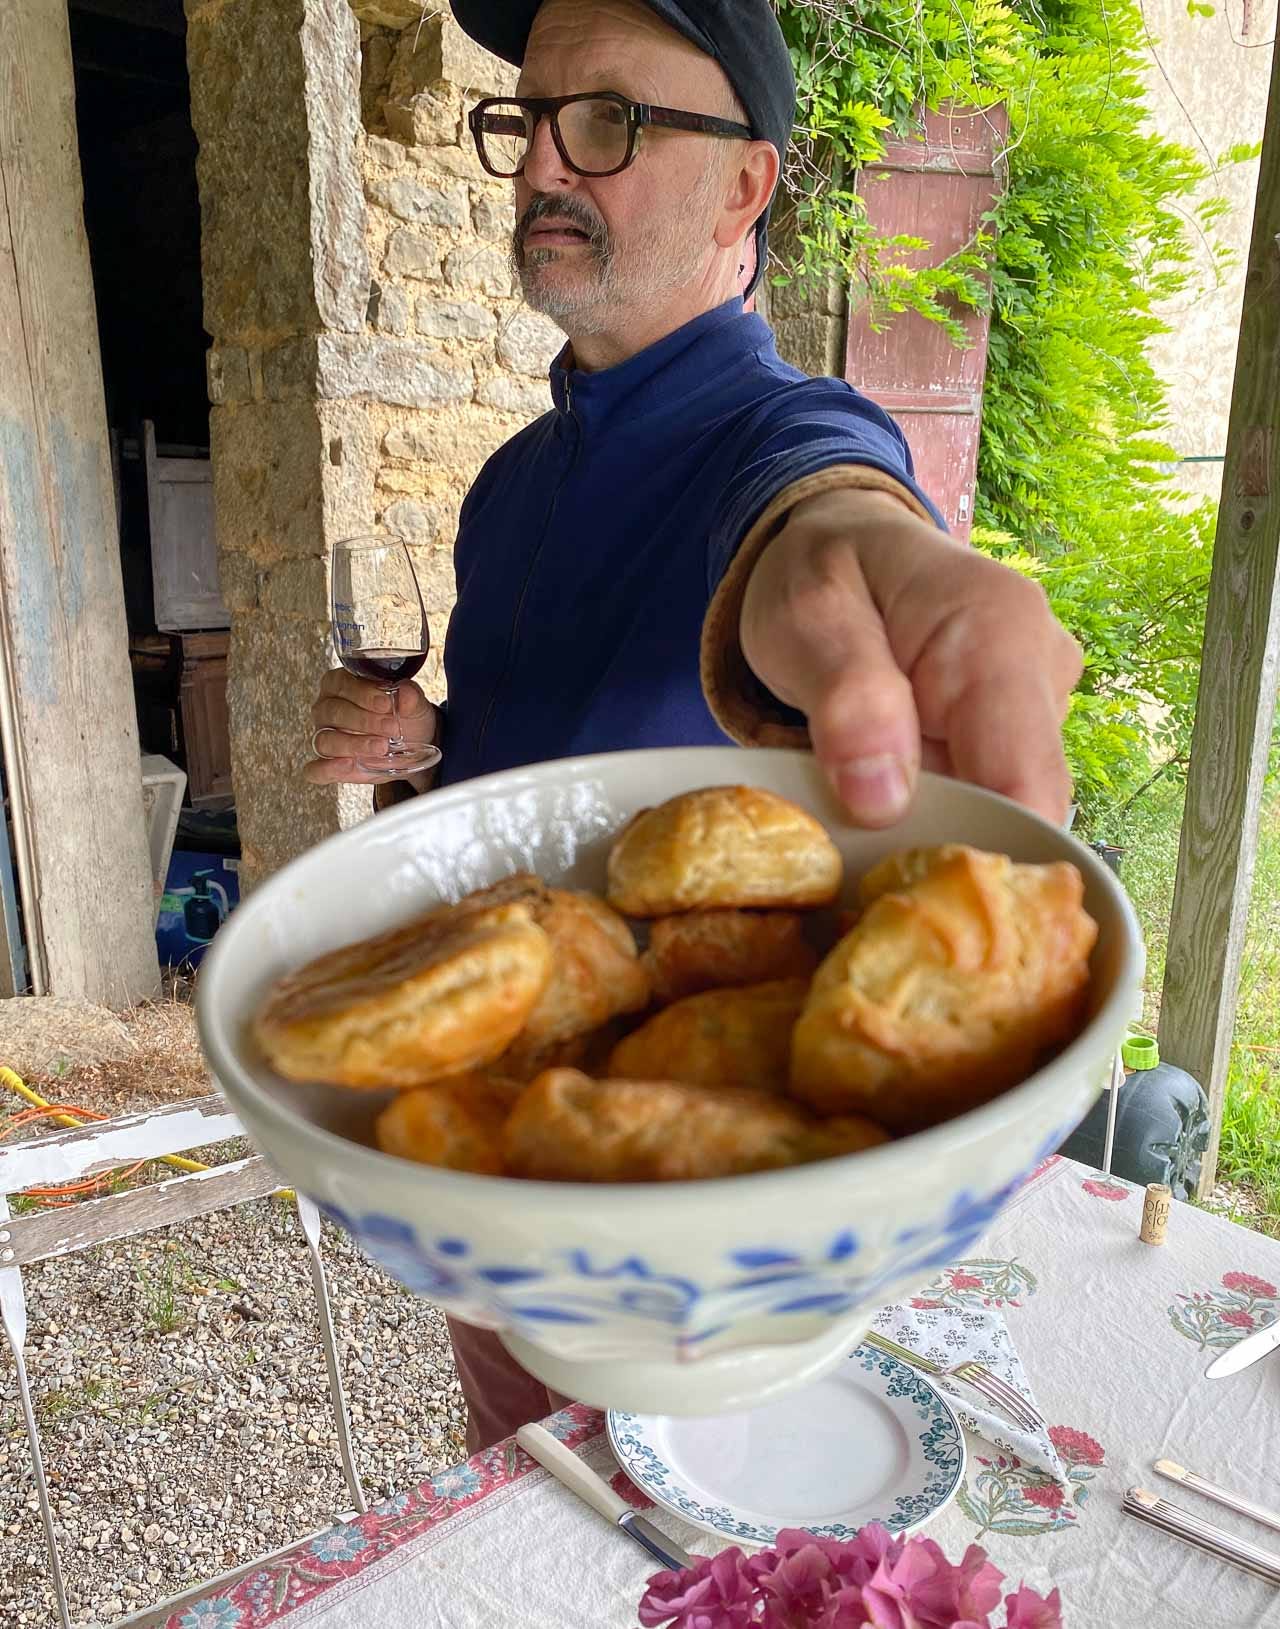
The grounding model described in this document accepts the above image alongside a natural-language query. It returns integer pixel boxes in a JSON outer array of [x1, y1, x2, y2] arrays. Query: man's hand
[[303, 669, 438, 790], [740, 488, 1082, 827]]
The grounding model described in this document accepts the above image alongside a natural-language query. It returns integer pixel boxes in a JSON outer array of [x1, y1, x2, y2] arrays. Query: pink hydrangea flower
[[1222, 1271, 1277, 1298], [1081, 1179, 1128, 1202], [948, 1272, 985, 1291], [639, 1527, 1063, 1629], [638, 1549, 758, 1629], [1004, 1586, 1064, 1629], [1222, 1309, 1256, 1330], [1021, 1484, 1066, 1511]]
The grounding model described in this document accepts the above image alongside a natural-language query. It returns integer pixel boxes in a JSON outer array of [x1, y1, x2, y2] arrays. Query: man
[[306, 0, 1081, 1450]]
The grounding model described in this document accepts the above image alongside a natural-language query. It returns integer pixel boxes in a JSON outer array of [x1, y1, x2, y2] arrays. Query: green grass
[[1096, 777, 1280, 1233]]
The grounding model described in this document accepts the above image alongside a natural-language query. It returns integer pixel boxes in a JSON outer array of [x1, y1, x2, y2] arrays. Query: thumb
[[742, 543, 921, 826]]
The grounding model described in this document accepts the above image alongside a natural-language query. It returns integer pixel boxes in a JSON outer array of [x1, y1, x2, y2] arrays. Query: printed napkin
[[872, 1296, 1067, 1484]]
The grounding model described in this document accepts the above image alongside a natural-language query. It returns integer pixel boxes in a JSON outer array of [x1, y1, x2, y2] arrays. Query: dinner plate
[[607, 1344, 966, 1547]]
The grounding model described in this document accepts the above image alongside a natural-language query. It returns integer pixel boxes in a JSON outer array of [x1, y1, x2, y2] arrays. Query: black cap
[[449, 0, 795, 299]]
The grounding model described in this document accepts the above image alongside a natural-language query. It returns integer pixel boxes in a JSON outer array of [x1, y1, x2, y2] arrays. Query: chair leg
[[295, 1195, 367, 1515], [0, 1202, 74, 1629]]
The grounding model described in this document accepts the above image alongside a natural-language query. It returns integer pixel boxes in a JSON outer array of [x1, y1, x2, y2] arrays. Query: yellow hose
[[0, 1066, 209, 1174], [0, 1065, 294, 1204]]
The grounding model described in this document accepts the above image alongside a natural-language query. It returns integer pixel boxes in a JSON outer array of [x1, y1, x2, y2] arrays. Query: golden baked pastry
[[643, 909, 818, 1006], [500, 890, 650, 1079], [606, 786, 842, 916], [374, 1074, 524, 1174], [253, 877, 554, 1089], [790, 845, 1097, 1132], [503, 1070, 879, 1183], [606, 979, 809, 1092]]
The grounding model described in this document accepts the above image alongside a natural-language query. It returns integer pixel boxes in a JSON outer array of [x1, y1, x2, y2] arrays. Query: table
[[167, 1158, 1280, 1628]]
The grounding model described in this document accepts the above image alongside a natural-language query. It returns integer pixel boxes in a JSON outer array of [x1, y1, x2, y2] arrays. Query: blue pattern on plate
[[607, 1347, 965, 1545], [315, 1159, 1039, 1337]]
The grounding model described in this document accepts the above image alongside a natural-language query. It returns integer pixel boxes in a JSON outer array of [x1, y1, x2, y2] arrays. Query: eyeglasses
[[468, 92, 753, 180]]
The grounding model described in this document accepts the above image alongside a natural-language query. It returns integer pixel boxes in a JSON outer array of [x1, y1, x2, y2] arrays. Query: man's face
[[510, 0, 742, 337]]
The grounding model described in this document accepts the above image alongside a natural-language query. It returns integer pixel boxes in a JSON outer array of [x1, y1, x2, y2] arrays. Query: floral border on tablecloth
[[166, 1405, 607, 1628]]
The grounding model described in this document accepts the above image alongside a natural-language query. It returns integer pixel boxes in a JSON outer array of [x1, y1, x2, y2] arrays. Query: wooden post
[[0, 0, 159, 1004], [1158, 39, 1280, 1197]]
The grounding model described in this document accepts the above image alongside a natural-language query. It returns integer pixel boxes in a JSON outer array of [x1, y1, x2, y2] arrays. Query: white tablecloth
[[168, 1158, 1280, 1629]]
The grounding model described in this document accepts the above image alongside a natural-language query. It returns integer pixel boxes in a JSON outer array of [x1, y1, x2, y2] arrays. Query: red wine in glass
[[340, 648, 429, 686], [330, 538, 442, 779]]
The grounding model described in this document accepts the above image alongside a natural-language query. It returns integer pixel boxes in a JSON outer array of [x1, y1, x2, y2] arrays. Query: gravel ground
[[0, 1001, 466, 1626]]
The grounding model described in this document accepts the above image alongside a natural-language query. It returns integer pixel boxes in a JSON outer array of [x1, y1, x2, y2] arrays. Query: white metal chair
[[0, 1096, 367, 1629]]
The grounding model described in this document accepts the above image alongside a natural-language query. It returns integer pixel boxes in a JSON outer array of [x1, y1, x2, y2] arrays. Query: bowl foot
[[501, 1313, 875, 1417]]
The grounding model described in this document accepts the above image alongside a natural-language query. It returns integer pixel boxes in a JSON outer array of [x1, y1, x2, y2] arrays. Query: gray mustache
[[515, 197, 610, 255]]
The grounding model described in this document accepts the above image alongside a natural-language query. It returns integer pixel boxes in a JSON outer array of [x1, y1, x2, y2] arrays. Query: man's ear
[[715, 139, 780, 252]]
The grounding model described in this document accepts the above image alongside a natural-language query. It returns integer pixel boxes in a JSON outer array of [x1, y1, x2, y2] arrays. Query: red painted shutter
[[845, 106, 1008, 543]]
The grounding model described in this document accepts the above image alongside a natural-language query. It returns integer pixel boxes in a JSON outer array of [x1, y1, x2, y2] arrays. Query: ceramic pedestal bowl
[[195, 748, 1143, 1416]]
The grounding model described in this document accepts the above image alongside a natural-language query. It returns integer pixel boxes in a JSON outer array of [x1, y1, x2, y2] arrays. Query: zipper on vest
[[472, 392, 581, 762]]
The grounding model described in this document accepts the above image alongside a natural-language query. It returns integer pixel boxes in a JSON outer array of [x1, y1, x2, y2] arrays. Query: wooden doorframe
[[1158, 36, 1280, 1196], [0, 0, 159, 1005]]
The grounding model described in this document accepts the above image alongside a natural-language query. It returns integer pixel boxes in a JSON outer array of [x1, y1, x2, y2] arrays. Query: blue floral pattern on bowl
[[607, 1346, 965, 1545], [314, 1153, 1049, 1349]]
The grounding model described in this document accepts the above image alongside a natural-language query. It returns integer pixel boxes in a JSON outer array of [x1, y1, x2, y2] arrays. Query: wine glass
[[330, 535, 442, 779]]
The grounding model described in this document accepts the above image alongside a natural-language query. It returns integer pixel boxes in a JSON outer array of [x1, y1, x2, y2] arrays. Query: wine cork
[[1140, 1183, 1172, 1246]]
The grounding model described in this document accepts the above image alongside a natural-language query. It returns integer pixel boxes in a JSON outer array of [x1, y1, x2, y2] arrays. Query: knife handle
[[517, 1424, 630, 1524]]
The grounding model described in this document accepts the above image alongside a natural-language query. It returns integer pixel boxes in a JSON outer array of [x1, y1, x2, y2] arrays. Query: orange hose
[[1, 1102, 150, 1208]]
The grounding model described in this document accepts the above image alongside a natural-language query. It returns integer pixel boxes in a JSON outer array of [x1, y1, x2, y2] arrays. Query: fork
[[863, 1329, 1045, 1434]]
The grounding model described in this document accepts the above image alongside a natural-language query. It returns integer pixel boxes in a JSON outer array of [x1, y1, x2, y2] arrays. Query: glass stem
[[387, 685, 405, 753]]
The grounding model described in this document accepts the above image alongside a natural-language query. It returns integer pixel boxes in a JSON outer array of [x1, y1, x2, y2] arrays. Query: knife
[[1205, 1317, 1280, 1379], [1155, 1458, 1280, 1536], [516, 1423, 692, 1573]]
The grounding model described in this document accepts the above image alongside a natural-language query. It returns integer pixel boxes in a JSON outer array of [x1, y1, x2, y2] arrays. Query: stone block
[[384, 226, 442, 280], [207, 346, 253, 405], [260, 555, 330, 618], [366, 174, 468, 229], [367, 280, 412, 335], [472, 193, 516, 243], [348, 0, 432, 26], [318, 401, 383, 540], [365, 134, 406, 171], [477, 372, 553, 417], [773, 313, 845, 380], [217, 549, 262, 613], [209, 401, 326, 563], [445, 244, 513, 297], [188, 0, 368, 340], [385, 91, 463, 148], [316, 334, 474, 408], [262, 337, 321, 402], [381, 498, 442, 544], [496, 309, 563, 376], [415, 298, 498, 341], [382, 424, 432, 461], [427, 144, 490, 183]]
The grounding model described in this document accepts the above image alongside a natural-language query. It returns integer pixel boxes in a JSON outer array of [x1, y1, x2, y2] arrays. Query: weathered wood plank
[[1159, 40, 1280, 1195], [0, 1157, 282, 1267], [0, 0, 158, 1004], [0, 1095, 242, 1191]]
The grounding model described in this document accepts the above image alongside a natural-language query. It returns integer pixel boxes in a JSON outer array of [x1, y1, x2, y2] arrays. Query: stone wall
[[187, 0, 560, 882], [355, 13, 563, 702]]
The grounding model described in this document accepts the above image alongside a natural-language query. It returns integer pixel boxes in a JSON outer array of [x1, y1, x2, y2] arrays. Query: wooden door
[[845, 106, 1009, 542]]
